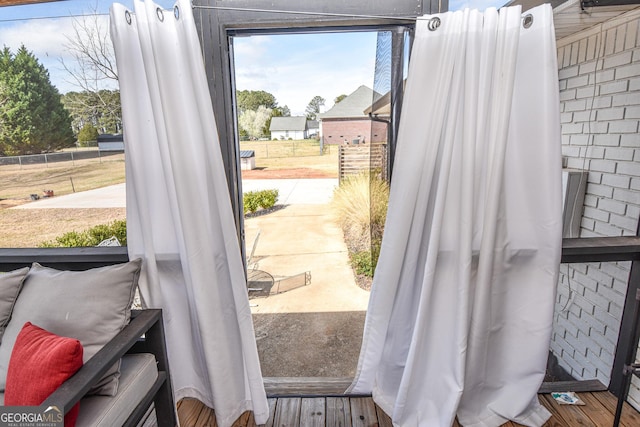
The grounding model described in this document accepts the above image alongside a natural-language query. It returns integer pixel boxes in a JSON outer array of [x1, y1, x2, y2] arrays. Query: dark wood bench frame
[[42, 309, 177, 427], [0, 249, 176, 426], [2, 237, 640, 425]]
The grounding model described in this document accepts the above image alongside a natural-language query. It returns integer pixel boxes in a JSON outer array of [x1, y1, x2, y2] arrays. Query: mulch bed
[[241, 168, 336, 179], [354, 271, 373, 292]]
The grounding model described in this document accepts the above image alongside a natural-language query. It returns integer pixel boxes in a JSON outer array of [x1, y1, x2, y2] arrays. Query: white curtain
[[349, 5, 561, 427], [109, 1, 269, 426]]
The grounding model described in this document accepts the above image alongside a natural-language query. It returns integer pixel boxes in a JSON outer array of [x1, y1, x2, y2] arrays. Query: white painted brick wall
[[556, 11, 640, 410]]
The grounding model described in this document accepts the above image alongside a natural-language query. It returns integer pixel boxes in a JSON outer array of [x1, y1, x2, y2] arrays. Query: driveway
[[13, 183, 127, 209], [14, 179, 338, 209], [245, 203, 369, 377], [15, 178, 368, 377]]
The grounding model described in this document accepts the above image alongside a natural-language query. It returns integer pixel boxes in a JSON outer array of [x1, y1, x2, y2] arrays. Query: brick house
[[319, 85, 387, 145], [355, 0, 640, 410], [514, 0, 640, 411]]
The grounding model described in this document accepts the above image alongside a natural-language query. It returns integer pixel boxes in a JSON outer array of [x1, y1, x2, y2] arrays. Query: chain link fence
[[0, 149, 123, 168], [239, 140, 331, 159]]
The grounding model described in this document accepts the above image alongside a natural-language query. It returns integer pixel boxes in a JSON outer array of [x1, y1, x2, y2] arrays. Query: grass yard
[[240, 139, 338, 176], [0, 140, 339, 247], [0, 154, 125, 206], [0, 154, 126, 247], [0, 208, 126, 247]]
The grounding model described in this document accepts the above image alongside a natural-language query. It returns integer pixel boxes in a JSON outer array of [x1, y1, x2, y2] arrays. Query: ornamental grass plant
[[332, 173, 389, 279]]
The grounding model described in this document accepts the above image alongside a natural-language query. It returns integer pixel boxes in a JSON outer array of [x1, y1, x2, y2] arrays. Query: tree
[[77, 123, 99, 145], [305, 96, 325, 121], [274, 105, 291, 117], [236, 90, 277, 112], [264, 104, 291, 137], [0, 46, 74, 155], [238, 106, 272, 139], [62, 90, 121, 135], [61, 11, 117, 92], [334, 94, 347, 104], [60, 9, 122, 136]]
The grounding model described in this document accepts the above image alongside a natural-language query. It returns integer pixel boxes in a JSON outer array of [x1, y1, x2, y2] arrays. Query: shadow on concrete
[[253, 311, 366, 377]]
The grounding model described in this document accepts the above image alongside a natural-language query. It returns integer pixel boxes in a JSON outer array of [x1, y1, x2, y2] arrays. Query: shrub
[[243, 189, 279, 215], [257, 189, 278, 209], [243, 191, 260, 214], [77, 124, 99, 146], [41, 220, 127, 247], [351, 250, 374, 277], [332, 173, 389, 277]]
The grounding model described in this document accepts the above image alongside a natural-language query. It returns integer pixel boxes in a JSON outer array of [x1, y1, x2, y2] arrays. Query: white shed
[[240, 150, 256, 170]]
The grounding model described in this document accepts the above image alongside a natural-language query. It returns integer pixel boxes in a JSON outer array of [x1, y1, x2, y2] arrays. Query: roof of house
[[307, 120, 319, 129], [319, 85, 382, 120], [240, 150, 255, 158], [270, 116, 307, 131]]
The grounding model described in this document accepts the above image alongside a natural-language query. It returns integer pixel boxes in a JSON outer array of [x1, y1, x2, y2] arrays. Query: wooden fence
[[338, 143, 388, 182]]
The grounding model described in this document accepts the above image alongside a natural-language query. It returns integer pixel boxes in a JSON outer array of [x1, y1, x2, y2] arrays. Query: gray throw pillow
[[0, 267, 29, 343], [0, 259, 141, 396]]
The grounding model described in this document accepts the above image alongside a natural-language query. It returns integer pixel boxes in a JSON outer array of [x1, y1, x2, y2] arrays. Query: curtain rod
[[190, 5, 534, 27], [191, 4, 419, 22]]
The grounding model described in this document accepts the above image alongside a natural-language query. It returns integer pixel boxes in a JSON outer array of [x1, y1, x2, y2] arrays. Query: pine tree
[[305, 96, 325, 121], [0, 46, 74, 155], [77, 123, 99, 146]]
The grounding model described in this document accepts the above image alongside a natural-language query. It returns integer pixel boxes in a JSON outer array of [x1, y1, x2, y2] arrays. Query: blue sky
[[0, 0, 174, 94], [234, 0, 506, 115], [0, 0, 506, 114]]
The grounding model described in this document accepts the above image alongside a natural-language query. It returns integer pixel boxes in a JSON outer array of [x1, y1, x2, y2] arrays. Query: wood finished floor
[[176, 391, 640, 427]]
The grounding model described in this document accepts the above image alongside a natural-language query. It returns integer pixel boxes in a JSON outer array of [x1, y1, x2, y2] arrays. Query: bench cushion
[[0, 260, 141, 396], [0, 267, 29, 343], [0, 354, 158, 426], [75, 353, 158, 427]]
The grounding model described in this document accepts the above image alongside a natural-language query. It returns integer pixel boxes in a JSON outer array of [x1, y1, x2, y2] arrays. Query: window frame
[[192, 0, 439, 259]]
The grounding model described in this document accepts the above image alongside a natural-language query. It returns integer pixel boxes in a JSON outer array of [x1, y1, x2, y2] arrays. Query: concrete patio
[[13, 178, 369, 377]]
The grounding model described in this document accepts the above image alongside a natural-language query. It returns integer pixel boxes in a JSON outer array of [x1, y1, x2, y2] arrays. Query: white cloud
[[0, 14, 113, 93], [233, 32, 377, 116], [0, 18, 74, 59], [0, 16, 114, 93]]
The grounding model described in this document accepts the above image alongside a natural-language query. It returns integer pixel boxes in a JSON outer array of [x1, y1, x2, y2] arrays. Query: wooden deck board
[[541, 393, 597, 426], [374, 403, 393, 427], [349, 397, 378, 426], [539, 397, 570, 426], [578, 392, 619, 426], [326, 397, 351, 427], [274, 397, 302, 426], [176, 390, 640, 426], [263, 377, 353, 396], [264, 398, 277, 427], [300, 398, 326, 427], [592, 390, 640, 427]]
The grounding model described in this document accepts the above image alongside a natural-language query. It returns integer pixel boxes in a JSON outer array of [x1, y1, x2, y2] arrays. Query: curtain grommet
[[428, 17, 441, 31], [125, 10, 132, 25], [174, 5, 180, 20], [523, 14, 533, 29], [156, 7, 165, 22]]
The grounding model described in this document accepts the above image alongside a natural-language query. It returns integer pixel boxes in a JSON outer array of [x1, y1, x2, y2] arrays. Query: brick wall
[[320, 118, 388, 145], [555, 9, 640, 409]]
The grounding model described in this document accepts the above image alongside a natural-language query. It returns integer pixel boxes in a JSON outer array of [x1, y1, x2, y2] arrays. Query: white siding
[[270, 130, 306, 140]]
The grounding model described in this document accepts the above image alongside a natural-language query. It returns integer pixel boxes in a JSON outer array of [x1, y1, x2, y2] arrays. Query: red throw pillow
[[5, 322, 84, 427]]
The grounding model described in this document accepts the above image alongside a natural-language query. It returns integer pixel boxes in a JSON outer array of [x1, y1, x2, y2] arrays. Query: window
[[194, 0, 419, 378]]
